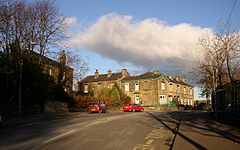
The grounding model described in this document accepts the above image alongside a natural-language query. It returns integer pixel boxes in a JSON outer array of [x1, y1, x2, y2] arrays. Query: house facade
[[79, 69, 194, 106], [78, 69, 129, 95], [120, 71, 194, 106], [32, 50, 73, 93]]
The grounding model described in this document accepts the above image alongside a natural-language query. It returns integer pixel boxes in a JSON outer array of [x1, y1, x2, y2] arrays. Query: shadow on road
[[146, 111, 240, 150], [146, 111, 207, 150]]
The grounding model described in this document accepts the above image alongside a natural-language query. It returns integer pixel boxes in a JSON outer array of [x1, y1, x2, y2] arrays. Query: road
[[0, 111, 239, 150]]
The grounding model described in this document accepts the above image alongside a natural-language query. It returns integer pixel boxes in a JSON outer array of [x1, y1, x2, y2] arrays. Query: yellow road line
[[146, 139, 154, 145]]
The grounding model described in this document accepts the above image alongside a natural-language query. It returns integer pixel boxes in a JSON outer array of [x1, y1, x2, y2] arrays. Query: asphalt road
[[0, 111, 239, 150]]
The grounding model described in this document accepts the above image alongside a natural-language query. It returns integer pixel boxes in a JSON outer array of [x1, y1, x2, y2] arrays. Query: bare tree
[[0, 0, 66, 58], [219, 25, 240, 112], [65, 51, 89, 91], [196, 24, 240, 113]]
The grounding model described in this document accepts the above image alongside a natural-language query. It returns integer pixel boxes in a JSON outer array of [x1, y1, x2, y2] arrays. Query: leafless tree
[[0, 0, 66, 58], [65, 51, 89, 91], [196, 24, 240, 112]]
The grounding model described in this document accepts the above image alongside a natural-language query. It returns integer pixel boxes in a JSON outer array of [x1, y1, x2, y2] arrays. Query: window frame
[[84, 84, 88, 93], [125, 83, 130, 92]]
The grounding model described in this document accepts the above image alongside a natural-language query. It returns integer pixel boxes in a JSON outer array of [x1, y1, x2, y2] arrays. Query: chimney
[[176, 74, 180, 81], [121, 69, 128, 78], [107, 69, 112, 77], [95, 69, 99, 79], [59, 50, 66, 66], [182, 74, 187, 82], [153, 70, 159, 75], [169, 74, 174, 79]]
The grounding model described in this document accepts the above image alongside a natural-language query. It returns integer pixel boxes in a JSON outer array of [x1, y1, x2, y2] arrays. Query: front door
[[135, 95, 140, 104]]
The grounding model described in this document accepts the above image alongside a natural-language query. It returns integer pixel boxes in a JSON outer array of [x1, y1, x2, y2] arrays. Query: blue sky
[[56, 0, 240, 99]]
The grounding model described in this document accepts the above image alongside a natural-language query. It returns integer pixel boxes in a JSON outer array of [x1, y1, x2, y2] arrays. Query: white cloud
[[69, 13, 213, 70], [63, 17, 78, 27]]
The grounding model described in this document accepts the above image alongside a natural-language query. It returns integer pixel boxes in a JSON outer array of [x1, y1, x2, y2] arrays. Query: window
[[84, 84, 88, 93], [63, 72, 66, 80], [135, 82, 139, 91], [176, 85, 179, 93], [49, 68, 52, 76], [161, 82, 165, 90], [184, 87, 186, 94], [190, 88, 193, 95], [169, 83, 173, 92], [125, 83, 129, 92]]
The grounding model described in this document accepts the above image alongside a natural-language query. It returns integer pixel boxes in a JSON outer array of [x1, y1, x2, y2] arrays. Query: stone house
[[120, 71, 194, 106], [78, 69, 129, 95], [79, 69, 194, 106], [32, 50, 73, 93]]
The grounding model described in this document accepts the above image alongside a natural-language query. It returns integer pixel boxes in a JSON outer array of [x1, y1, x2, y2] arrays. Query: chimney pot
[[182, 74, 187, 82], [153, 70, 159, 75], [121, 69, 128, 78], [95, 69, 99, 78], [176, 74, 180, 81], [107, 69, 112, 77]]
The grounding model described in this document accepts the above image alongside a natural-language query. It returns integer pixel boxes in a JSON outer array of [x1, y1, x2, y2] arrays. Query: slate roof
[[121, 72, 163, 81], [79, 72, 123, 83], [122, 71, 194, 87], [29, 50, 73, 70], [167, 77, 194, 87]]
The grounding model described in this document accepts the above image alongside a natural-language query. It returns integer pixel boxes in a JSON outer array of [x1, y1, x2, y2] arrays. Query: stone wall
[[44, 101, 68, 113]]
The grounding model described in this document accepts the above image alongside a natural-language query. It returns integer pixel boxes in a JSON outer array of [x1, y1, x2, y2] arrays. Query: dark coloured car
[[123, 103, 144, 112], [88, 102, 107, 113]]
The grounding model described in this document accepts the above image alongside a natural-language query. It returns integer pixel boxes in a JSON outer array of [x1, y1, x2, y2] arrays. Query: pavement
[[172, 111, 240, 150]]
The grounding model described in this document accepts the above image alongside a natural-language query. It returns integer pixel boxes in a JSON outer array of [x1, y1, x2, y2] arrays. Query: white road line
[[43, 129, 77, 144], [83, 121, 103, 127]]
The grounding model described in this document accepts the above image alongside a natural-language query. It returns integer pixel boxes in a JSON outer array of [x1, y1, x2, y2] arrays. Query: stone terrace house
[[120, 71, 194, 106], [78, 69, 129, 95], [79, 69, 194, 106]]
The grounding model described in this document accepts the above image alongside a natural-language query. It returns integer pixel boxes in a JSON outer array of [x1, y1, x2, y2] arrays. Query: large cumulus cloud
[[69, 13, 212, 70]]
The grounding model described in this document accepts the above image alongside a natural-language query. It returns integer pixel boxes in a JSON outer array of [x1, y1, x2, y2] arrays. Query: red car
[[88, 102, 107, 113], [123, 103, 144, 112]]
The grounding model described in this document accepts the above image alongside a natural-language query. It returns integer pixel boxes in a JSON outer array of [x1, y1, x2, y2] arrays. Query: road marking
[[83, 121, 103, 127], [43, 129, 77, 144], [132, 144, 158, 150], [146, 139, 154, 145]]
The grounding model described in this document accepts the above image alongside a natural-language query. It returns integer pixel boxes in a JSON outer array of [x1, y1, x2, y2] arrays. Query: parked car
[[123, 103, 144, 112], [88, 102, 107, 113]]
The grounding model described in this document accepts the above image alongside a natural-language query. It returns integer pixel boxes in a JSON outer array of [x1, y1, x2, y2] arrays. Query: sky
[[56, 0, 240, 99]]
